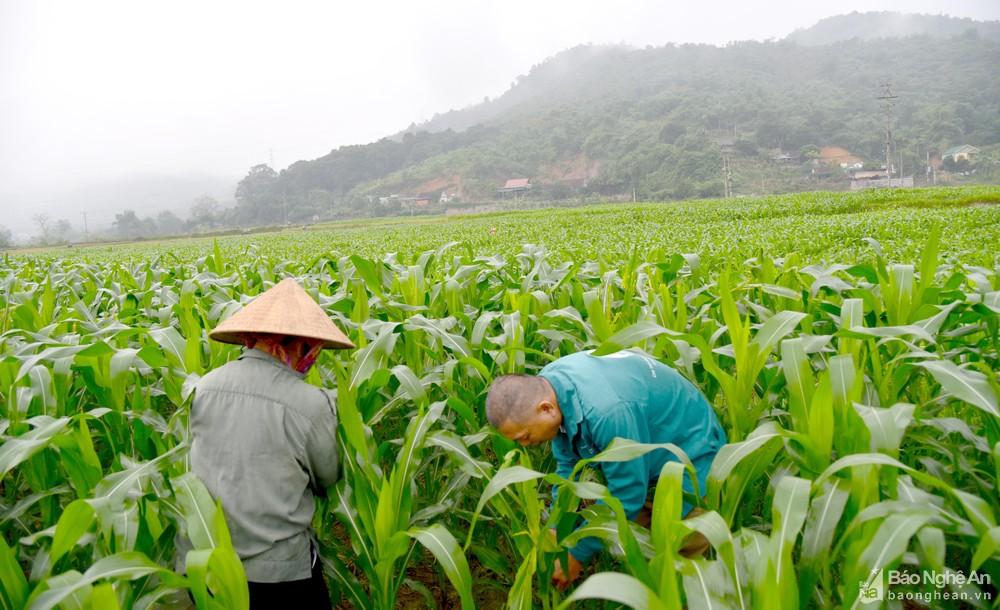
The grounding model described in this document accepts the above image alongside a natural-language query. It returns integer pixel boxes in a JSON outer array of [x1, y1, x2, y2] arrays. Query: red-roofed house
[[500, 178, 531, 192], [498, 178, 532, 198]]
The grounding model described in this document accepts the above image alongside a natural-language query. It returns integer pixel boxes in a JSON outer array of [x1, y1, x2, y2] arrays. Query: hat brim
[[208, 278, 356, 350], [209, 328, 355, 350]]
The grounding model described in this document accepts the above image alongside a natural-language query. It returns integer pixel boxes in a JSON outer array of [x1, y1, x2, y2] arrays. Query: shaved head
[[486, 374, 553, 427]]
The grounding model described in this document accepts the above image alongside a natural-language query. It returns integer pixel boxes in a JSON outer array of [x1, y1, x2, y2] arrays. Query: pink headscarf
[[243, 333, 324, 374]]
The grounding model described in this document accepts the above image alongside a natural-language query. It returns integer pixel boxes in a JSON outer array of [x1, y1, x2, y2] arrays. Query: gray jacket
[[188, 348, 339, 582]]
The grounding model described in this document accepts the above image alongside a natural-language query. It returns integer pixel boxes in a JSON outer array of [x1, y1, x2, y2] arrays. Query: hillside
[[226, 14, 1000, 225]]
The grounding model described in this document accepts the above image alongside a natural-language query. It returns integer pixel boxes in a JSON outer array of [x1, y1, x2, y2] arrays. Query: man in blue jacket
[[486, 349, 727, 589]]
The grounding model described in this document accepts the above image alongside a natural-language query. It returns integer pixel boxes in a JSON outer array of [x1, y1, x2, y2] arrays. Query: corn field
[[1, 187, 999, 609]]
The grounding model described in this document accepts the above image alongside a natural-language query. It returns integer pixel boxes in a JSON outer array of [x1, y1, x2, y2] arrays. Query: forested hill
[[230, 14, 1000, 224]]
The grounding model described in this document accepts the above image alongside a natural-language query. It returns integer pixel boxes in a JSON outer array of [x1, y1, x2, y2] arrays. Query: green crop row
[[1, 187, 999, 609], [22, 186, 1000, 268]]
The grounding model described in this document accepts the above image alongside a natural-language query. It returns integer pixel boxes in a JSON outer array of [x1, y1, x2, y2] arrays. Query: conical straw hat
[[209, 278, 355, 349]]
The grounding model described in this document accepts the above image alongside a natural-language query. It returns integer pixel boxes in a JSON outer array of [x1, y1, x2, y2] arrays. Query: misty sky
[[2, 0, 999, 235]]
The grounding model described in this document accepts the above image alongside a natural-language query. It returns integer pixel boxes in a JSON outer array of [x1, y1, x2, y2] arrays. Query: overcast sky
[[2, 0, 998, 235]]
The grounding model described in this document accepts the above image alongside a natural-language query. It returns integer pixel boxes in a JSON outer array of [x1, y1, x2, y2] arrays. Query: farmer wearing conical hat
[[485, 349, 726, 590], [191, 278, 353, 609]]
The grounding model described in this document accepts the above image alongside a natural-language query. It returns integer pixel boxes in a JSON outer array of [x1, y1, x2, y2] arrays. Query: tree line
[[0, 195, 230, 249]]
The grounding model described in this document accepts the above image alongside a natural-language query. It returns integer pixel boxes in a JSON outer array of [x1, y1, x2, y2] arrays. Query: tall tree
[[32, 213, 53, 245], [235, 165, 279, 224], [113, 210, 144, 239], [156, 210, 185, 235], [190, 195, 220, 229]]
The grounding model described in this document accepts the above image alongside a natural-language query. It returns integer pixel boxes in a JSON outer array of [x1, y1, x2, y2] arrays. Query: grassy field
[[1, 186, 999, 609]]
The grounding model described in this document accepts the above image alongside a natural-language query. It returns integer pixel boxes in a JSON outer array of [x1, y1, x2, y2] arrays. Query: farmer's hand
[[552, 552, 582, 590]]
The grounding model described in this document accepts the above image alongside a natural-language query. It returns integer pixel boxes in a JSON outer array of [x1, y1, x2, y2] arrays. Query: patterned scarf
[[243, 333, 324, 374]]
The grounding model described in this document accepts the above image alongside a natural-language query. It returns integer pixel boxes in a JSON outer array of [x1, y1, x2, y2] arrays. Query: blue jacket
[[540, 350, 726, 563]]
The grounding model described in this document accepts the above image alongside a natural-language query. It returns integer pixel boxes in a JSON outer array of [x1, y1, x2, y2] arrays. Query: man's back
[[540, 350, 726, 501], [190, 348, 338, 582]]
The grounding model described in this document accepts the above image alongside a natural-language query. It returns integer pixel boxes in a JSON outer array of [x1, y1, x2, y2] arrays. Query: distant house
[[942, 145, 979, 163], [394, 195, 434, 210], [439, 191, 458, 204], [498, 178, 532, 197], [501, 178, 531, 191]]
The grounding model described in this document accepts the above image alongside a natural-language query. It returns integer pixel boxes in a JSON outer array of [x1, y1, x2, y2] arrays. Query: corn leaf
[[917, 360, 999, 418], [408, 524, 474, 610], [560, 572, 668, 610]]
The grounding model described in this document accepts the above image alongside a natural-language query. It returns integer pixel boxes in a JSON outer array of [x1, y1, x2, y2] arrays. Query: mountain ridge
[[225, 12, 1000, 224]]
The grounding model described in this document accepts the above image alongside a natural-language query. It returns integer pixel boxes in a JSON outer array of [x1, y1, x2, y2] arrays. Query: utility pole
[[82, 212, 89, 241], [876, 82, 898, 187], [721, 153, 733, 198], [719, 134, 735, 198]]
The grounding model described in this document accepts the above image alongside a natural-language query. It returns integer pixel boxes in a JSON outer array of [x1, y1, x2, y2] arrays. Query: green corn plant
[[465, 450, 561, 610], [706, 421, 784, 524], [749, 475, 811, 610], [557, 459, 747, 610], [322, 356, 475, 609], [467, 438, 708, 609], [691, 269, 808, 441], [2, 188, 999, 609], [172, 472, 249, 610]]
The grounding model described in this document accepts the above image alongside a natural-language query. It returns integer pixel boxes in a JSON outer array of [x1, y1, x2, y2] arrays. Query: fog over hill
[[785, 10, 1000, 45], [406, 12, 1000, 138], [4, 4, 1000, 241]]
